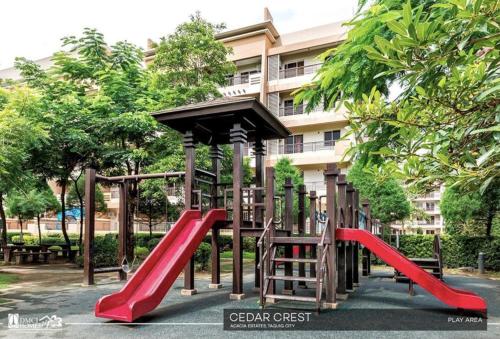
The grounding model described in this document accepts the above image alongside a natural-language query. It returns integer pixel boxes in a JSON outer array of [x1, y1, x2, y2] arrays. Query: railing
[[224, 73, 261, 86], [316, 217, 331, 311], [278, 140, 336, 154], [279, 104, 304, 116], [304, 181, 326, 192], [279, 63, 322, 79], [258, 218, 279, 307]]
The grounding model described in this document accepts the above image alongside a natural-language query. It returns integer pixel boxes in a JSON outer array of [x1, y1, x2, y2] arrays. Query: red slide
[[336, 228, 487, 313], [95, 208, 227, 322]]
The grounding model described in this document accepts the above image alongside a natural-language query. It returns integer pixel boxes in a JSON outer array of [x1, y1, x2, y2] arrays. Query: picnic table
[[2, 244, 55, 264]]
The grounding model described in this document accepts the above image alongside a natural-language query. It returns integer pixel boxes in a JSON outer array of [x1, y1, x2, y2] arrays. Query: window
[[427, 216, 435, 225], [284, 60, 304, 78], [284, 135, 303, 154], [426, 230, 435, 235], [283, 99, 294, 116], [425, 202, 435, 211], [324, 130, 340, 147]]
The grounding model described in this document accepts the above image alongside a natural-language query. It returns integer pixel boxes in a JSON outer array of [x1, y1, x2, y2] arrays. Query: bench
[[13, 251, 54, 264]]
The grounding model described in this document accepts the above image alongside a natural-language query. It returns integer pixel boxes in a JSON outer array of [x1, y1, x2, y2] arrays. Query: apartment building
[[145, 8, 351, 196], [391, 186, 445, 235]]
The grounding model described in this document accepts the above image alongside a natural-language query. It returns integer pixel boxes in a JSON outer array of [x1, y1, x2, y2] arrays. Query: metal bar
[[194, 168, 216, 178]]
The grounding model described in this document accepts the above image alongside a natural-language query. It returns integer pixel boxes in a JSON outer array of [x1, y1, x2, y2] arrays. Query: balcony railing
[[278, 140, 335, 155], [279, 104, 304, 116], [303, 181, 326, 192], [224, 73, 261, 86], [279, 63, 322, 79]]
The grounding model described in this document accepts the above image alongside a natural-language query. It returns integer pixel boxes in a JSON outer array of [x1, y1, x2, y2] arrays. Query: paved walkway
[[0, 265, 498, 338]]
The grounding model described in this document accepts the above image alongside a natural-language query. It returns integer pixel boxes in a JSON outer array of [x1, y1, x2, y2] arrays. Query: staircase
[[258, 218, 331, 312]]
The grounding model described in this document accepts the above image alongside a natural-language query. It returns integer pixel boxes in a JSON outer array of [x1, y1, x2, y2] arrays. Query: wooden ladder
[[258, 218, 331, 312]]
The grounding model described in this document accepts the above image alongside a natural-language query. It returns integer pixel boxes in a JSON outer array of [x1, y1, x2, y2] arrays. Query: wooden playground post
[[298, 184, 306, 287], [309, 191, 317, 278], [118, 181, 128, 281], [83, 168, 96, 286], [265, 167, 275, 296], [336, 174, 347, 296], [362, 200, 372, 276], [353, 189, 360, 286], [324, 163, 339, 308], [182, 130, 197, 295], [283, 177, 294, 294], [230, 123, 247, 299], [254, 139, 265, 289], [346, 183, 354, 291], [210, 144, 223, 289]]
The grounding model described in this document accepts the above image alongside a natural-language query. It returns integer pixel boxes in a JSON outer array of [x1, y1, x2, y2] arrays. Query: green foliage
[[441, 184, 499, 236], [242, 236, 256, 252], [48, 245, 62, 251], [298, 0, 499, 194], [348, 162, 410, 223], [6, 189, 51, 225], [274, 158, 306, 218], [194, 242, 211, 271], [67, 176, 106, 212], [134, 246, 150, 260], [11, 233, 79, 245], [151, 12, 235, 106], [93, 234, 119, 268], [146, 238, 161, 251], [395, 234, 500, 271]]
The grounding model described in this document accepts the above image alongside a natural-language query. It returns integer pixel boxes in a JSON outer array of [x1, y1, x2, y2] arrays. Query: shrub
[[242, 237, 256, 252], [134, 247, 150, 260], [93, 234, 118, 268], [194, 242, 211, 271], [48, 245, 62, 251], [147, 238, 161, 251]]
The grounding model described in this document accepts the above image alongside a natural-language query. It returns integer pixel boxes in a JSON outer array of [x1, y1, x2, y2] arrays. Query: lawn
[[0, 273, 19, 289], [220, 250, 255, 260]]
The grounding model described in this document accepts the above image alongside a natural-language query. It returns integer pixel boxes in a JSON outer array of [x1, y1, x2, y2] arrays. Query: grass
[[0, 273, 19, 289], [220, 250, 255, 260]]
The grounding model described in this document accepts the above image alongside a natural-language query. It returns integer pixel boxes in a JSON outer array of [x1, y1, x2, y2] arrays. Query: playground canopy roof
[[151, 97, 291, 145]]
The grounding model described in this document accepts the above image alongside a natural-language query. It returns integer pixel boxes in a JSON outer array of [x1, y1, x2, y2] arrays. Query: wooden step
[[410, 258, 438, 264], [241, 228, 290, 237], [267, 275, 318, 282], [271, 237, 324, 245], [265, 294, 316, 303], [272, 258, 317, 263]]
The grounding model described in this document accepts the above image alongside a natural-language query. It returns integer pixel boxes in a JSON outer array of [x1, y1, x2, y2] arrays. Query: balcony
[[279, 63, 322, 79], [278, 140, 336, 154], [219, 72, 261, 97], [279, 104, 305, 117], [266, 139, 349, 167]]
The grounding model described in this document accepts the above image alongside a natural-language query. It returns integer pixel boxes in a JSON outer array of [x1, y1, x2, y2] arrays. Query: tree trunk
[[19, 219, 23, 241], [60, 182, 71, 247], [0, 192, 7, 246], [486, 208, 494, 237], [73, 176, 84, 253], [37, 215, 42, 245]]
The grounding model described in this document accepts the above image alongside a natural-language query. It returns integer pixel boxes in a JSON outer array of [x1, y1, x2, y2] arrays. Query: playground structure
[[83, 97, 487, 322]]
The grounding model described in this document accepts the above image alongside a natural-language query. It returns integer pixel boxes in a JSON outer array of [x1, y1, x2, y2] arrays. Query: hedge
[[382, 234, 500, 271]]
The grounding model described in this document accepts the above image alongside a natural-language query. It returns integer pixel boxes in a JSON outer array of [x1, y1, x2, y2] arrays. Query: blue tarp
[[57, 208, 83, 221]]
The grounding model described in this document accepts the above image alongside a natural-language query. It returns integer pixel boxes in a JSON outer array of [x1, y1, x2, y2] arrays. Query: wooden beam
[[283, 177, 294, 294], [362, 200, 372, 276], [254, 139, 265, 289], [83, 168, 96, 286], [346, 182, 354, 291], [336, 174, 347, 294], [230, 123, 247, 299], [324, 163, 339, 307], [309, 190, 317, 278], [183, 131, 196, 294], [353, 189, 360, 285], [118, 182, 128, 281], [210, 145, 223, 289], [298, 184, 306, 287], [265, 167, 275, 296]]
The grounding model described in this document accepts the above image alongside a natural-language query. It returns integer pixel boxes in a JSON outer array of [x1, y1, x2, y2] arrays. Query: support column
[[336, 174, 347, 298], [309, 191, 317, 278], [182, 131, 197, 296], [265, 167, 276, 298], [298, 184, 307, 288], [345, 183, 354, 292], [118, 182, 128, 281], [282, 177, 294, 295], [230, 123, 247, 300], [324, 163, 339, 308], [209, 145, 223, 289], [353, 189, 360, 286], [254, 140, 265, 289], [83, 168, 96, 286], [362, 200, 372, 276]]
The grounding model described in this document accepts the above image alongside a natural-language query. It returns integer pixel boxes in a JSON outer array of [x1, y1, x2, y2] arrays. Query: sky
[[0, 0, 358, 69]]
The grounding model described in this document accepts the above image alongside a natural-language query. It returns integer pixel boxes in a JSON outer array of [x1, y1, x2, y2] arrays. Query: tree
[[150, 12, 235, 106], [0, 87, 47, 245], [296, 0, 499, 194], [440, 184, 499, 236], [347, 161, 410, 225], [274, 158, 306, 218], [34, 188, 60, 244], [6, 189, 46, 241], [67, 174, 107, 246]]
